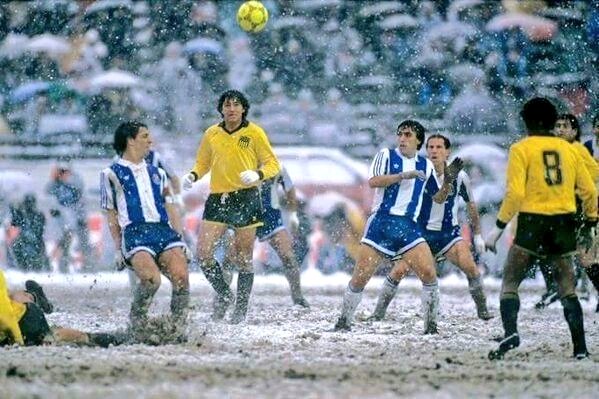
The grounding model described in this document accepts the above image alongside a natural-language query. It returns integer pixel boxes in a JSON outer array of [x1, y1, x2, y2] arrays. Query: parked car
[[275, 146, 372, 213]]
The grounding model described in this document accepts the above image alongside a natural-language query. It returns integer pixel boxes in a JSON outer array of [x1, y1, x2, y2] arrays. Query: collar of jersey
[[218, 119, 249, 134], [393, 147, 419, 160], [117, 158, 147, 171]]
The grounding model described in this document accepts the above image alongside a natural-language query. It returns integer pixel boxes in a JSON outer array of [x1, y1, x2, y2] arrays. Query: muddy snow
[[1, 270, 598, 398]]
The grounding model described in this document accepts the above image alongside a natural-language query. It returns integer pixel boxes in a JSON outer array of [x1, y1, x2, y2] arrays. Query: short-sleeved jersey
[[572, 141, 599, 183], [419, 169, 474, 231], [369, 148, 434, 221], [190, 121, 280, 194], [260, 165, 294, 210], [100, 159, 170, 229], [497, 135, 598, 225]]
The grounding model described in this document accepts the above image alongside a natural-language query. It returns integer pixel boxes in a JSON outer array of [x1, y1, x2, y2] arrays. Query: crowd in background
[[0, 0, 597, 158]]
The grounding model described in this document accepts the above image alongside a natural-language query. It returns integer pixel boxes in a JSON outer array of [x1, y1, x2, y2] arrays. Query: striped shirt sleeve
[[369, 149, 389, 178], [100, 169, 115, 210]]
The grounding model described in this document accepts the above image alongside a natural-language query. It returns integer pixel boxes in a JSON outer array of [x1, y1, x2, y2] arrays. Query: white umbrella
[[486, 12, 558, 41], [26, 34, 71, 57], [359, 2, 406, 18], [378, 13, 419, 30], [271, 16, 309, 30], [89, 69, 141, 90], [184, 37, 223, 55], [85, 0, 132, 15]]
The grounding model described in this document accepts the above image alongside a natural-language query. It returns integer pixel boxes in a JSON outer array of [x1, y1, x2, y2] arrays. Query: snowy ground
[[1, 269, 598, 399]]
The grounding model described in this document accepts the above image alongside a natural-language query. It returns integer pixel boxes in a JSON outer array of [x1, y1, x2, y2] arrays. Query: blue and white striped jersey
[[260, 165, 294, 210], [369, 148, 434, 221], [100, 158, 170, 229], [418, 169, 473, 231]]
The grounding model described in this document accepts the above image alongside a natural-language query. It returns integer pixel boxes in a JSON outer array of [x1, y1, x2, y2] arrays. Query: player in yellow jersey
[[485, 98, 597, 360], [182, 90, 280, 323], [555, 114, 599, 304], [1, 271, 124, 347]]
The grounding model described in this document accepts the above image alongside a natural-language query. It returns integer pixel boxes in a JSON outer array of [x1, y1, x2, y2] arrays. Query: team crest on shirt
[[238, 136, 250, 148], [152, 173, 161, 185]]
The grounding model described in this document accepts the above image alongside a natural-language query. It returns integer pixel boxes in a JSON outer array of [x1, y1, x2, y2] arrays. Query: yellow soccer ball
[[237, 1, 269, 33]]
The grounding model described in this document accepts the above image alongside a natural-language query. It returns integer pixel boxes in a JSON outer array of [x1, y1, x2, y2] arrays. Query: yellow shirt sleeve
[[574, 142, 599, 183], [575, 154, 598, 220], [497, 144, 527, 225], [0, 270, 24, 345], [254, 127, 280, 180]]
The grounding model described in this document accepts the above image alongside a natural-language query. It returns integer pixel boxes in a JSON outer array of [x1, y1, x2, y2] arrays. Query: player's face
[[426, 138, 449, 164], [554, 119, 576, 142], [130, 127, 152, 156], [594, 121, 599, 139], [396, 127, 420, 157], [222, 98, 245, 125]]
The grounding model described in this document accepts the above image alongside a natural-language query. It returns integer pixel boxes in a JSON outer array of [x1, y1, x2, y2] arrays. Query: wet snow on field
[[1, 270, 598, 398]]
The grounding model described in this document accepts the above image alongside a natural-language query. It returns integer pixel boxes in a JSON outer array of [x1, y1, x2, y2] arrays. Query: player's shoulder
[[245, 121, 267, 135]]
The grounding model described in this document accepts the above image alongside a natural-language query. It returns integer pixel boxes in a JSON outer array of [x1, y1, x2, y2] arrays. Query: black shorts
[[19, 303, 52, 346], [203, 187, 263, 229], [514, 212, 577, 258]]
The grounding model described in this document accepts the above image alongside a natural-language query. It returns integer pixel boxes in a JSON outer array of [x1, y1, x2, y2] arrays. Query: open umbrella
[[85, 0, 132, 15], [26, 34, 71, 57], [271, 16, 309, 30], [423, 21, 478, 42], [377, 13, 419, 30], [359, 2, 406, 18], [486, 12, 557, 41], [183, 37, 224, 56], [9, 81, 51, 104], [89, 69, 141, 90]]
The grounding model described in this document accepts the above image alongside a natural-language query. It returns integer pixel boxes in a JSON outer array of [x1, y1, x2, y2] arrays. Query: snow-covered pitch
[[1, 270, 598, 398]]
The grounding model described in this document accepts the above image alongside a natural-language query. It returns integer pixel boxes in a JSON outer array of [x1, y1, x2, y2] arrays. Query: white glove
[[240, 170, 260, 185], [484, 226, 504, 254], [182, 173, 196, 191], [114, 252, 127, 271], [473, 234, 486, 254], [400, 170, 426, 180], [288, 211, 300, 231]]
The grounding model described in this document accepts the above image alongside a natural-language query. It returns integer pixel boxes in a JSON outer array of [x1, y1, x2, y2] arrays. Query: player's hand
[[578, 219, 597, 253], [445, 157, 463, 183], [473, 234, 486, 254], [114, 252, 127, 271], [240, 170, 260, 185], [484, 226, 504, 254], [400, 170, 426, 181], [288, 211, 300, 231], [182, 173, 196, 191]]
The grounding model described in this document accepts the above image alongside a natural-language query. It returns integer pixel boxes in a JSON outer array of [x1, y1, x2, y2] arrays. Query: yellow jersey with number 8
[[497, 135, 597, 224]]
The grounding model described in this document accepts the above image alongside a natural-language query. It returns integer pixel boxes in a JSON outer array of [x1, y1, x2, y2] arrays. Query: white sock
[[340, 284, 363, 321], [421, 281, 439, 326]]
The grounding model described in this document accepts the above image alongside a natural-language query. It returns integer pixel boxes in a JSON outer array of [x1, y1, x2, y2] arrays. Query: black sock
[[585, 263, 599, 293], [500, 297, 520, 337], [201, 259, 232, 297], [233, 272, 254, 319], [561, 296, 587, 355]]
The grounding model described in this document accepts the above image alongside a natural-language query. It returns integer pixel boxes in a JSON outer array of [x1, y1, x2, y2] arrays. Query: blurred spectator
[[9, 194, 50, 272], [152, 41, 202, 135], [45, 161, 93, 273]]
